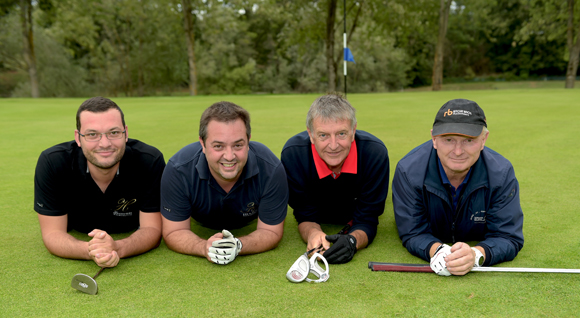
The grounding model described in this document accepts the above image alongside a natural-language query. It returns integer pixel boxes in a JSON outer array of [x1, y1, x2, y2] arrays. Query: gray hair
[[306, 94, 357, 131]]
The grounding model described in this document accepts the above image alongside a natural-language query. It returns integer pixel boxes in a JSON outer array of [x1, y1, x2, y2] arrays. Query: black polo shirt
[[34, 139, 166, 234], [280, 130, 389, 244], [160, 141, 288, 230]]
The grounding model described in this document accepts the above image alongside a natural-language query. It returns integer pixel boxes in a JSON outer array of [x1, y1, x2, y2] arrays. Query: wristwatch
[[471, 247, 484, 267]]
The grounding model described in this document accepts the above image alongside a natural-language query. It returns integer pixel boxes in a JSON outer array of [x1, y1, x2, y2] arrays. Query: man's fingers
[[95, 251, 119, 268]]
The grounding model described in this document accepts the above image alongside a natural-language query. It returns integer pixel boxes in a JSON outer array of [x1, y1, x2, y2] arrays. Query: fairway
[[1, 89, 579, 317]]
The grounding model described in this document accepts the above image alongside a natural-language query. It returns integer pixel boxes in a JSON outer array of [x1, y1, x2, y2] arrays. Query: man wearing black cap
[[392, 99, 524, 276]]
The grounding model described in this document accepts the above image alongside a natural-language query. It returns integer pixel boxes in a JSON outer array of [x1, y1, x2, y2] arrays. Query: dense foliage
[[0, 0, 578, 97]]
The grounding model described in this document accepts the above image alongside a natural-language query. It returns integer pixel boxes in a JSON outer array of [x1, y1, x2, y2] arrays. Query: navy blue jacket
[[281, 130, 389, 244], [392, 141, 524, 266]]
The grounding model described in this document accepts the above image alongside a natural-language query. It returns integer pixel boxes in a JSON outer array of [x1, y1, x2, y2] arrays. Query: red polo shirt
[[311, 141, 358, 179]]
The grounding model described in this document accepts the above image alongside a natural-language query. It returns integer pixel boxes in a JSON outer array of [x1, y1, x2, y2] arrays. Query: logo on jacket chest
[[113, 198, 137, 217], [241, 202, 258, 217], [470, 210, 486, 223]]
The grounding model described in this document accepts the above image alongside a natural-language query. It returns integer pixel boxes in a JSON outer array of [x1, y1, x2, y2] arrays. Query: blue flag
[[344, 48, 355, 63]]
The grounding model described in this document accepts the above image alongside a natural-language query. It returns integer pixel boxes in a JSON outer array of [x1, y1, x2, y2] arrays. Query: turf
[[1, 89, 579, 317]]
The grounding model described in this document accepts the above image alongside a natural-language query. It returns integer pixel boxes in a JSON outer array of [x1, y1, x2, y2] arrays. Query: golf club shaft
[[93, 267, 105, 279], [368, 262, 580, 274]]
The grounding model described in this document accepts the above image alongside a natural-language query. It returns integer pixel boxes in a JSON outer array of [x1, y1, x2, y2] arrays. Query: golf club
[[368, 262, 580, 274], [71, 267, 105, 295]]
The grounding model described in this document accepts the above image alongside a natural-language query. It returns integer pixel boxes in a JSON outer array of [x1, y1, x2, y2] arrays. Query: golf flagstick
[[368, 262, 580, 274], [71, 267, 105, 295]]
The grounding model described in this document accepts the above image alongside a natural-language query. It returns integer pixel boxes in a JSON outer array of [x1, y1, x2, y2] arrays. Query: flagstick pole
[[343, 0, 347, 98]]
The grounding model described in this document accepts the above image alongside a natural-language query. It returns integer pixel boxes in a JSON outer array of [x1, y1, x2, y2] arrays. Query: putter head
[[71, 273, 98, 295], [286, 254, 310, 283]]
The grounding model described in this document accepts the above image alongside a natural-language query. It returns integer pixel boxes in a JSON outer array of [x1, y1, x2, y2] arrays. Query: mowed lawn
[[1, 89, 579, 317]]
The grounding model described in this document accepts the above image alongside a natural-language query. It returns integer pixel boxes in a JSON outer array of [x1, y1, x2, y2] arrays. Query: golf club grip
[[368, 262, 434, 273]]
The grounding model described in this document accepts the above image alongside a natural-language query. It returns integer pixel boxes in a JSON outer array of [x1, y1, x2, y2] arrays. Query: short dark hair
[[199, 101, 251, 143], [306, 94, 357, 131], [76, 97, 125, 131]]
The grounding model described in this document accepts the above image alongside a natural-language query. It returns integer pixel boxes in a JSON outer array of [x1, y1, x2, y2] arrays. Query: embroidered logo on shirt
[[113, 198, 136, 217], [241, 202, 258, 217], [470, 210, 486, 223]]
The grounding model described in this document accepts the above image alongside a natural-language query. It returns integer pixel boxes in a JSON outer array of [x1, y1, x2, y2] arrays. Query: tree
[[325, 0, 338, 92], [566, 0, 580, 88], [182, 0, 197, 95], [432, 0, 451, 91], [19, 0, 39, 97]]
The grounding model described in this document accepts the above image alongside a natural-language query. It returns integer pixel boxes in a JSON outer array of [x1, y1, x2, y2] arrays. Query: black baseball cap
[[432, 99, 487, 137]]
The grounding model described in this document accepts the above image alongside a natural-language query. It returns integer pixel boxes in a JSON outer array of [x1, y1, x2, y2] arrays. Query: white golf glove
[[208, 230, 242, 265], [430, 244, 452, 276]]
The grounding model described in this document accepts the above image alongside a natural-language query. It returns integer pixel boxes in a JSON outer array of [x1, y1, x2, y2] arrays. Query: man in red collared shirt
[[281, 94, 390, 264]]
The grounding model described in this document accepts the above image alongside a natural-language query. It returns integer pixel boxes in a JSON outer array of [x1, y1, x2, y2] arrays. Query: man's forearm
[[297, 221, 323, 243], [42, 232, 91, 260], [164, 229, 207, 257], [115, 227, 161, 259], [238, 228, 282, 255]]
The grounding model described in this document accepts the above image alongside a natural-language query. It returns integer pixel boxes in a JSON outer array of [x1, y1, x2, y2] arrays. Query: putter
[[71, 267, 105, 295]]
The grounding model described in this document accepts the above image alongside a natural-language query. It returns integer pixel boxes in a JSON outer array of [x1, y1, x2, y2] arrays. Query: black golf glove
[[323, 234, 357, 264]]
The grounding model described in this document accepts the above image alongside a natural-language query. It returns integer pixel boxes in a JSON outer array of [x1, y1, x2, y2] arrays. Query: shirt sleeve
[[281, 147, 320, 224], [477, 166, 524, 266], [138, 152, 166, 213], [348, 143, 389, 244], [392, 163, 440, 261], [160, 160, 193, 222], [34, 151, 67, 216], [257, 162, 289, 225]]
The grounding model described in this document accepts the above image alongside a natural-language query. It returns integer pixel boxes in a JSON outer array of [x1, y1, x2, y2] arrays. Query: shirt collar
[[312, 140, 357, 179]]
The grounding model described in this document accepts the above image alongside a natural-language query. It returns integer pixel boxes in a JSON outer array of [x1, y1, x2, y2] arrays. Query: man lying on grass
[[34, 97, 166, 268], [281, 94, 389, 264], [160, 102, 288, 265], [392, 99, 524, 276]]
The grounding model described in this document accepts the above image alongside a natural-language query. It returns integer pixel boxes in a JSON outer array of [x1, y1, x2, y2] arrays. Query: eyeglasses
[[79, 130, 126, 142]]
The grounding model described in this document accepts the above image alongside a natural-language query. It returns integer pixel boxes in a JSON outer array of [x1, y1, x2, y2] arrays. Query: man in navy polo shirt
[[34, 97, 166, 268], [160, 101, 288, 265], [281, 94, 389, 264], [393, 99, 524, 276]]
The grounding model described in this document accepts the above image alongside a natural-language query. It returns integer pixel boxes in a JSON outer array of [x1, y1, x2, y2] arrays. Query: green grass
[[1, 89, 579, 317], [406, 79, 580, 92]]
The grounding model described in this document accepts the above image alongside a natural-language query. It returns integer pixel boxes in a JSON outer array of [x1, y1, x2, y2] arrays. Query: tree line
[[1, 0, 579, 98]]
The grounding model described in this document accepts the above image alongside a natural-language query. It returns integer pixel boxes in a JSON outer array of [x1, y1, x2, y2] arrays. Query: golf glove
[[430, 244, 452, 276], [323, 234, 357, 264], [208, 229, 242, 265]]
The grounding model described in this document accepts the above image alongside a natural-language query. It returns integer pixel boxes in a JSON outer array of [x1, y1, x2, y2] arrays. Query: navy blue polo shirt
[[280, 130, 389, 244], [34, 139, 166, 234], [160, 141, 288, 230]]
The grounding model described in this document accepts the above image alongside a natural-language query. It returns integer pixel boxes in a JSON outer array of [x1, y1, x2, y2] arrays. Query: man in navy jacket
[[393, 99, 523, 276]]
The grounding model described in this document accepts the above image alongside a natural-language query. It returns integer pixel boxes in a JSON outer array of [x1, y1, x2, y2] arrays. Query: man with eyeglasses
[[160, 101, 288, 265], [392, 99, 524, 276], [34, 97, 166, 268]]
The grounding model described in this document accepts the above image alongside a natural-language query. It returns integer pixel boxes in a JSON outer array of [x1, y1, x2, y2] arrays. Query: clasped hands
[[88, 229, 120, 268], [430, 242, 477, 276]]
